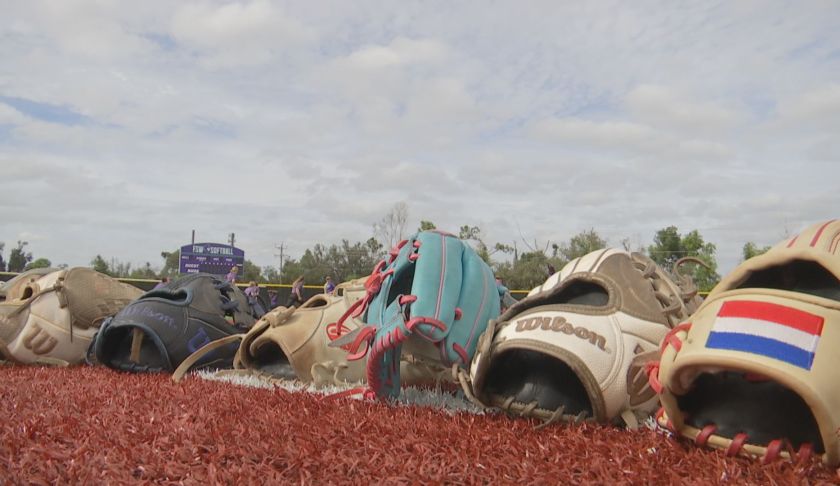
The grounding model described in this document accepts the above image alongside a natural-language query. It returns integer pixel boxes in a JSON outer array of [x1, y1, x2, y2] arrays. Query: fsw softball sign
[[179, 243, 244, 276]]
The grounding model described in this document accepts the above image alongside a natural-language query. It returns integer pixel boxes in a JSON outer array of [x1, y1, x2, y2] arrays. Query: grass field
[[1, 366, 835, 484]]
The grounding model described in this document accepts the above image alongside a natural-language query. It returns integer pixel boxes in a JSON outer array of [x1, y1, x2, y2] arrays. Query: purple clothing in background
[[244, 286, 260, 300]]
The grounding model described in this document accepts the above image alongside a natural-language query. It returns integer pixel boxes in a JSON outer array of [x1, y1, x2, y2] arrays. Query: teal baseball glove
[[330, 230, 503, 399]]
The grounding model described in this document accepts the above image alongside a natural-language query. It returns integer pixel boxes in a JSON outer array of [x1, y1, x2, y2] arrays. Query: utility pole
[[275, 242, 286, 280], [229, 233, 235, 248]]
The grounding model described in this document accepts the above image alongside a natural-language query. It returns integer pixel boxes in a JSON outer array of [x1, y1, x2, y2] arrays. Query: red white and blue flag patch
[[706, 300, 824, 370]]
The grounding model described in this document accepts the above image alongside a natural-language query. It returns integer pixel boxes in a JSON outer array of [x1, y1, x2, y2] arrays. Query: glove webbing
[[328, 253, 400, 357], [630, 253, 704, 327]]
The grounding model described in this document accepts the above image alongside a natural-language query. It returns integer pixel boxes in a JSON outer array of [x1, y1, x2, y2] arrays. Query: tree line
[[2, 205, 775, 291]]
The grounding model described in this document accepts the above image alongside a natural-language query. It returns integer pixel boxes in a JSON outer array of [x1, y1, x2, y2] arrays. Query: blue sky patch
[[143, 32, 177, 51], [0, 124, 12, 143], [192, 117, 237, 139], [0, 96, 92, 126]]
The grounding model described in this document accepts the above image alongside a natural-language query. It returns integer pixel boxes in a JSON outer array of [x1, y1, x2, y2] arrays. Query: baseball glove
[[653, 219, 840, 465], [330, 230, 503, 399], [0, 268, 142, 365], [191, 277, 448, 387], [93, 273, 256, 373], [0, 267, 55, 302], [457, 249, 703, 427]]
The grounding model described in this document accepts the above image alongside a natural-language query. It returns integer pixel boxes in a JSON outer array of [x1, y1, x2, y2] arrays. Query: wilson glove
[[458, 249, 702, 428], [93, 273, 256, 373], [0, 268, 142, 366]]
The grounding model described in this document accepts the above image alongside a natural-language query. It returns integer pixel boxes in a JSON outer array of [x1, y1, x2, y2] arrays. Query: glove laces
[[631, 253, 705, 327], [326, 259, 394, 350]]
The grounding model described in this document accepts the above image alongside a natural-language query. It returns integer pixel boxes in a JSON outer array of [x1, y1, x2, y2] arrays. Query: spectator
[[225, 266, 239, 285], [152, 277, 170, 290], [496, 276, 516, 312], [244, 280, 265, 318], [267, 289, 279, 310], [324, 276, 336, 295], [286, 276, 305, 307]]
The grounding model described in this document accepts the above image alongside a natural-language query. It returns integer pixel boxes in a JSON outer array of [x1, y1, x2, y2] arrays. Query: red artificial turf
[[0, 366, 836, 484]]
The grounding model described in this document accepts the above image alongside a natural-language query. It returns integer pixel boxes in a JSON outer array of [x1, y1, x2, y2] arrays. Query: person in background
[[496, 276, 510, 296], [324, 276, 336, 295], [286, 275, 305, 307], [244, 280, 265, 318], [152, 276, 170, 290], [267, 289, 279, 310], [496, 276, 516, 312], [225, 266, 239, 285]]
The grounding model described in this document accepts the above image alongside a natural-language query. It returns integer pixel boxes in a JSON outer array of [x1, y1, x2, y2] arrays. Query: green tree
[[364, 237, 385, 261], [742, 242, 771, 261], [648, 226, 683, 269], [281, 238, 385, 284], [648, 227, 720, 291], [556, 228, 607, 262], [160, 250, 180, 276], [418, 220, 436, 231], [494, 251, 555, 291], [0, 242, 6, 271], [458, 225, 489, 263], [24, 258, 52, 270], [281, 248, 330, 284], [334, 239, 384, 280], [261, 266, 281, 283], [493, 229, 606, 291], [243, 260, 262, 283], [90, 254, 110, 275], [129, 262, 158, 279], [458, 225, 514, 265], [8, 241, 33, 272], [111, 260, 132, 277]]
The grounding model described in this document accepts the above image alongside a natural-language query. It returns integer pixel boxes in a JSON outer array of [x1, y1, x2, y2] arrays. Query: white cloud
[[625, 84, 741, 134], [531, 119, 657, 150], [777, 84, 840, 126], [4, 1, 159, 61], [530, 118, 733, 162], [342, 37, 450, 70], [171, 0, 315, 68], [0, 103, 27, 124]]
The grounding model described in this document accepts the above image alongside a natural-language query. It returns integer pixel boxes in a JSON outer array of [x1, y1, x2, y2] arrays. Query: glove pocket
[[477, 309, 622, 423]]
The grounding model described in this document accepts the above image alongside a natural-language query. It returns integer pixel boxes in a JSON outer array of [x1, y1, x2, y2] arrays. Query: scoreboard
[[179, 243, 244, 276]]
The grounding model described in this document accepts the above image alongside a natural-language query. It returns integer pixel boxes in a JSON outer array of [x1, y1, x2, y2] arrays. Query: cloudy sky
[[2, 1, 839, 278]]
